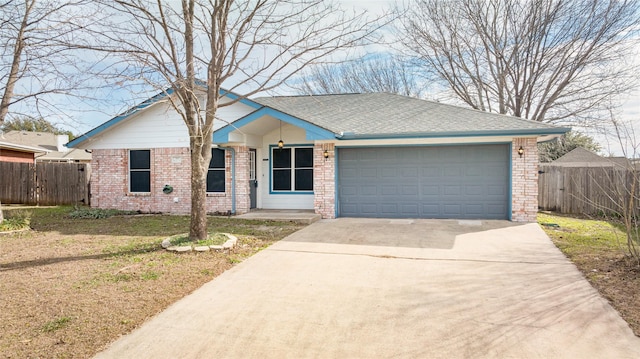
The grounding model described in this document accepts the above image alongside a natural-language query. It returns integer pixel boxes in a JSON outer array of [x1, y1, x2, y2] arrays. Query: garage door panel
[[443, 204, 463, 216], [338, 145, 509, 219], [487, 185, 506, 195], [444, 185, 463, 196], [381, 185, 398, 195], [361, 185, 377, 196], [465, 185, 484, 196], [402, 185, 419, 195], [421, 185, 439, 195]]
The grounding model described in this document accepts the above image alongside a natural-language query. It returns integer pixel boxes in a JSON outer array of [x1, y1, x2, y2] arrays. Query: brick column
[[511, 138, 538, 222], [313, 143, 336, 218], [234, 146, 251, 214]]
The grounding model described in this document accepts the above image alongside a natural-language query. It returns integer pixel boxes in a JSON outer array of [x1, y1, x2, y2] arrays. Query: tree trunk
[[189, 140, 209, 240], [0, 199, 4, 223]]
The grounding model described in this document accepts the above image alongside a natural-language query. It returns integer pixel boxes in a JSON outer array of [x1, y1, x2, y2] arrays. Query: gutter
[[335, 127, 571, 140]]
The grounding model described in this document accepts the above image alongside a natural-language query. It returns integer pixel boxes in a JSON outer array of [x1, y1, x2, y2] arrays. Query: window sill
[[206, 193, 226, 197]]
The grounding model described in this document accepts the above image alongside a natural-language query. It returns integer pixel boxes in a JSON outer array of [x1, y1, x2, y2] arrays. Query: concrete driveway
[[94, 219, 640, 359]]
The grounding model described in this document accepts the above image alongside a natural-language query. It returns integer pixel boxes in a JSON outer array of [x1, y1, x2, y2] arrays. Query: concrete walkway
[[94, 219, 640, 358], [233, 209, 321, 224]]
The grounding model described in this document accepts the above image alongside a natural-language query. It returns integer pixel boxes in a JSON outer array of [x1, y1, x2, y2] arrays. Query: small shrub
[[69, 207, 138, 219], [0, 210, 31, 231]]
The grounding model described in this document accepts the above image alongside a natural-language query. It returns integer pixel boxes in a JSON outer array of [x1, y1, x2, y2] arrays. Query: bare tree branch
[[399, 0, 640, 125]]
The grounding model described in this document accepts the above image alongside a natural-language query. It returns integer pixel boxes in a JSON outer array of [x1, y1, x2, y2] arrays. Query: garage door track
[[94, 219, 640, 358]]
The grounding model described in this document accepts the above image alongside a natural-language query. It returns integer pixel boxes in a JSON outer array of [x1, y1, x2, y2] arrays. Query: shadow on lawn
[[0, 246, 162, 272]]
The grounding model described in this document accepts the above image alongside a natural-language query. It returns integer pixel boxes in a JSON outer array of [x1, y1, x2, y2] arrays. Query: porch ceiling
[[228, 115, 280, 137]]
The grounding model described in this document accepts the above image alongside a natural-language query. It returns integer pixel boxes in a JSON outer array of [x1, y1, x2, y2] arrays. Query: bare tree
[[399, 0, 640, 125], [295, 55, 425, 97], [0, 0, 95, 223], [91, 0, 380, 240]]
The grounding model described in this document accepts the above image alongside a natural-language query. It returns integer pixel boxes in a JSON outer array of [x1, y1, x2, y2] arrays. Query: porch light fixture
[[323, 149, 329, 160], [278, 121, 284, 149], [517, 146, 524, 157]]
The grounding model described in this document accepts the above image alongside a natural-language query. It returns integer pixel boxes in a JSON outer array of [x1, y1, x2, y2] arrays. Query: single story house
[[67, 89, 569, 222], [2, 131, 91, 163]]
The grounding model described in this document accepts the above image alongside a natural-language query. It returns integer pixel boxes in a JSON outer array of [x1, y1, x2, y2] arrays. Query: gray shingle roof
[[254, 93, 567, 138], [550, 147, 630, 167]]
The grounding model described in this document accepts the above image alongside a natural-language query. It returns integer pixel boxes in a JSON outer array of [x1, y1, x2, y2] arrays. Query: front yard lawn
[[0, 206, 306, 358], [538, 212, 640, 336]]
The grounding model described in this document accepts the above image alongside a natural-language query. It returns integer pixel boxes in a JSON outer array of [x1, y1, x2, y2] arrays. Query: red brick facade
[[0, 149, 35, 163], [313, 143, 336, 219], [92, 138, 539, 221], [511, 138, 539, 222], [91, 147, 241, 214]]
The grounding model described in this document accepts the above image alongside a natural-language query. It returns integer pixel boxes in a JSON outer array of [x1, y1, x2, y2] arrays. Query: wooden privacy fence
[[0, 162, 90, 206], [538, 164, 639, 215]]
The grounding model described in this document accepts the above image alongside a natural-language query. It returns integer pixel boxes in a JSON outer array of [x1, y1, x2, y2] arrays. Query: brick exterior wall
[[511, 138, 538, 222], [92, 140, 539, 222], [313, 143, 335, 219], [233, 146, 251, 214], [91, 147, 245, 215]]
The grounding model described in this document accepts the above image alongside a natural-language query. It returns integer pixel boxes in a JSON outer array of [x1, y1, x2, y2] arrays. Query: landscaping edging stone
[[162, 233, 238, 253]]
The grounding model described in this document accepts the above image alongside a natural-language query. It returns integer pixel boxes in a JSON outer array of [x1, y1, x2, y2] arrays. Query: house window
[[272, 147, 313, 192], [129, 150, 150, 193], [207, 148, 225, 192]]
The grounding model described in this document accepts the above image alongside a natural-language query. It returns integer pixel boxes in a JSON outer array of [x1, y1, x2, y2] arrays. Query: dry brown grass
[[0, 206, 305, 358]]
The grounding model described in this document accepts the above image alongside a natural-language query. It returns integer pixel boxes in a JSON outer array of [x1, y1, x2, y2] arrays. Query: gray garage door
[[338, 145, 509, 219]]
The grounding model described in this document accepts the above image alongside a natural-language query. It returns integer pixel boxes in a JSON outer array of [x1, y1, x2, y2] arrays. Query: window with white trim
[[129, 150, 150, 193], [272, 147, 313, 192], [207, 148, 225, 193]]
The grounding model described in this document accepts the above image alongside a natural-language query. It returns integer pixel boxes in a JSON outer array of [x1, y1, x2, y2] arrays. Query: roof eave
[[336, 127, 571, 140], [0, 141, 51, 153]]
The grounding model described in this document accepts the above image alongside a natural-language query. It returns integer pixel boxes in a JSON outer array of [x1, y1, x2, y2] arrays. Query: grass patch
[[166, 232, 228, 247], [538, 212, 640, 337], [42, 316, 72, 333], [538, 213, 624, 256]]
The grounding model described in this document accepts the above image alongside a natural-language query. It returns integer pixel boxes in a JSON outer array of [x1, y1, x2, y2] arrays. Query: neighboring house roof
[[2, 131, 91, 162], [251, 93, 569, 139], [0, 139, 48, 154], [548, 147, 630, 167]]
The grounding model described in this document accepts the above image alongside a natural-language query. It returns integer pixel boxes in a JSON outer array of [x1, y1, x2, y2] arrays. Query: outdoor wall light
[[278, 120, 284, 149], [518, 146, 524, 157], [323, 149, 329, 160]]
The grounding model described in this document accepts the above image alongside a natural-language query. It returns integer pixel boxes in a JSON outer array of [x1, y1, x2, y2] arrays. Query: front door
[[249, 149, 257, 209]]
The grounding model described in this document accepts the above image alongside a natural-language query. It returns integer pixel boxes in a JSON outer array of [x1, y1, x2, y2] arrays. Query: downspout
[[215, 145, 236, 215]]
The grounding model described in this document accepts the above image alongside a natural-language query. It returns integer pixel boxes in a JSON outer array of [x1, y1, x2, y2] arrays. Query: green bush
[[68, 207, 138, 219], [0, 210, 31, 231]]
